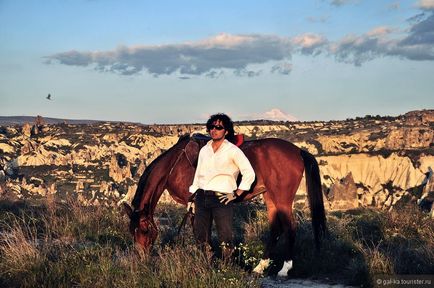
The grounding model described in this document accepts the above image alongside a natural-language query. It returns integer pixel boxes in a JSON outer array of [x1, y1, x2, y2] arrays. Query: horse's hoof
[[277, 260, 293, 277]]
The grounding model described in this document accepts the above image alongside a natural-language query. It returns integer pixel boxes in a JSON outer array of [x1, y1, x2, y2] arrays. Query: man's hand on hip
[[218, 190, 242, 205]]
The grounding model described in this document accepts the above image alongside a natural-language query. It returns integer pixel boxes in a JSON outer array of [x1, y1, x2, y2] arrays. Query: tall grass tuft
[[0, 218, 41, 278]]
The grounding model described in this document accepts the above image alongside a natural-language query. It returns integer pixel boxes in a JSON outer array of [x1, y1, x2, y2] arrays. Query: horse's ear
[[185, 141, 200, 165], [122, 202, 133, 218]]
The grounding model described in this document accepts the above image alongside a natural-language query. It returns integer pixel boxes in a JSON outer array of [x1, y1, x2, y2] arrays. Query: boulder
[[31, 125, 39, 136], [327, 172, 359, 210], [109, 153, 132, 182], [22, 123, 31, 137]]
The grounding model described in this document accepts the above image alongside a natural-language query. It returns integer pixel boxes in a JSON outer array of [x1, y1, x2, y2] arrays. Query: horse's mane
[[131, 134, 191, 209]]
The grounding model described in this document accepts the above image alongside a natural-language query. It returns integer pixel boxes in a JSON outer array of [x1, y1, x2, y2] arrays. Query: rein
[[144, 146, 195, 212], [167, 146, 197, 236], [168, 147, 194, 175]]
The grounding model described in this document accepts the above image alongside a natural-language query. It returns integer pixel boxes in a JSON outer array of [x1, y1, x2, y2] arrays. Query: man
[[188, 113, 255, 257]]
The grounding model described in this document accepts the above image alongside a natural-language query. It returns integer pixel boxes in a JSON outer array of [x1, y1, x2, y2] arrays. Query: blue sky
[[1, 0, 433, 123]]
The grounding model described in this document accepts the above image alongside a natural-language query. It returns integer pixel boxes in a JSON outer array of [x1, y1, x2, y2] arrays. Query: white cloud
[[292, 33, 328, 55], [329, 0, 359, 7], [271, 62, 292, 75], [234, 69, 263, 77], [46, 33, 292, 77], [46, 9, 434, 76], [418, 0, 434, 10], [328, 33, 389, 65], [366, 26, 393, 37], [400, 12, 434, 46], [327, 12, 434, 65]]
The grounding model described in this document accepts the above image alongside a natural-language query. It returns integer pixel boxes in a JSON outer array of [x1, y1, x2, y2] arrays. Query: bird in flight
[[47, 94, 52, 100]]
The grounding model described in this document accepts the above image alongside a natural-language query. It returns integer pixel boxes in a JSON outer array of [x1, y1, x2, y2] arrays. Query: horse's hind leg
[[264, 195, 282, 259], [275, 204, 296, 277]]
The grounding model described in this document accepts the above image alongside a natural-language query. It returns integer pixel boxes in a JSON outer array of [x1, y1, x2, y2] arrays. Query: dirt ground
[[261, 278, 355, 288]]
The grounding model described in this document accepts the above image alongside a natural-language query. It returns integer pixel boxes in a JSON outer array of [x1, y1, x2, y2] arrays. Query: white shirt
[[189, 139, 255, 194]]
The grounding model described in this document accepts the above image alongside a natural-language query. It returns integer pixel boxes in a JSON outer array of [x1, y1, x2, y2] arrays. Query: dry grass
[[0, 197, 432, 287], [0, 219, 41, 276], [0, 198, 259, 288]]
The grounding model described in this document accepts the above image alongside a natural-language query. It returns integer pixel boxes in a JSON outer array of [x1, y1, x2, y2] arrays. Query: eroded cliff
[[0, 110, 432, 211]]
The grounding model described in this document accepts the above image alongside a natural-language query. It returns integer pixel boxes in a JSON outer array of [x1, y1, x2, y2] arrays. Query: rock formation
[[109, 153, 132, 182], [0, 110, 432, 211], [327, 172, 359, 210]]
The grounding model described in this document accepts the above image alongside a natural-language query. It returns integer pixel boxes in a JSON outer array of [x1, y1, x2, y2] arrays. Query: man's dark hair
[[206, 113, 235, 143]]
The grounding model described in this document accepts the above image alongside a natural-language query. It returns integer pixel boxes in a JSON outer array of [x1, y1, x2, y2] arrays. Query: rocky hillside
[[0, 110, 433, 212]]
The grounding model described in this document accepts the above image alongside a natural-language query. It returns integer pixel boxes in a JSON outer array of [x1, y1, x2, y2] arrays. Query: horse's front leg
[[253, 194, 280, 275]]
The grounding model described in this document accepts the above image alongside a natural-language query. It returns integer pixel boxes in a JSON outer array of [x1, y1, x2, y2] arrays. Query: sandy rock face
[[109, 153, 132, 182], [22, 123, 32, 137], [0, 143, 15, 154], [386, 128, 433, 150], [0, 111, 432, 209], [314, 127, 433, 154], [293, 141, 318, 155], [318, 153, 432, 209], [236, 125, 290, 137], [319, 154, 426, 192], [316, 133, 371, 154], [405, 110, 434, 125]]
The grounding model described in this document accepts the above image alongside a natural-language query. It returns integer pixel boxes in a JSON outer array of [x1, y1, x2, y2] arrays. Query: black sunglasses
[[207, 124, 225, 131]]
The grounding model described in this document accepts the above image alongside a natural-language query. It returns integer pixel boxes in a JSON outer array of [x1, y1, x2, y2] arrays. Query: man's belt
[[198, 189, 226, 197]]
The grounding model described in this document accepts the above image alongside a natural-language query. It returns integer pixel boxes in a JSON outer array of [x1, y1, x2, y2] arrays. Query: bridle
[[168, 147, 195, 175], [134, 215, 158, 236]]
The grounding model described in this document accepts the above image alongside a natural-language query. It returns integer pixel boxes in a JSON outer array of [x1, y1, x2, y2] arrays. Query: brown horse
[[123, 134, 327, 276]]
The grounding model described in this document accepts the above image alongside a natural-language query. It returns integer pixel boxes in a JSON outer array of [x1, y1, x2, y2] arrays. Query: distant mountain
[[0, 116, 128, 126], [1, 110, 432, 126]]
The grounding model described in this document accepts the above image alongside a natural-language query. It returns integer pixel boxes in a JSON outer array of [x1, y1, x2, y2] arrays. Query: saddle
[[233, 134, 244, 147]]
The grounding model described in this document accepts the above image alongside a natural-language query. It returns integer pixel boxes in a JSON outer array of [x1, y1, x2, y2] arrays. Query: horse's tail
[[300, 149, 327, 249]]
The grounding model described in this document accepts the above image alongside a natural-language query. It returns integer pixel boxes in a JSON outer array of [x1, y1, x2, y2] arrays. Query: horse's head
[[122, 202, 158, 251]]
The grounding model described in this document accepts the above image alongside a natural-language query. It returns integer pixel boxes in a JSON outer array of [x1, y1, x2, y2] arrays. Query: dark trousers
[[193, 190, 234, 249]]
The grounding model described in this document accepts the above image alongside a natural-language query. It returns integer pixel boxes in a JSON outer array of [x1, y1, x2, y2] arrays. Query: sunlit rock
[[327, 172, 359, 210], [0, 110, 431, 210]]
